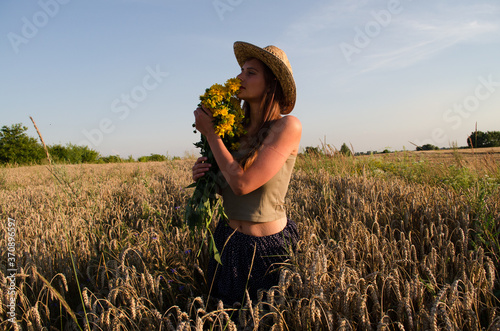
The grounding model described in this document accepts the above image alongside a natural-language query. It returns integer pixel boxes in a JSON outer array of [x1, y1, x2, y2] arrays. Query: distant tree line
[[467, 130, 500, 148], [416, 144, 440, 151], [304, 143, 353, 156], [3, 122, 499, 166], [414, 131, 500, 151], [0, 123, 173, 166], [303, 131, 500, 157]]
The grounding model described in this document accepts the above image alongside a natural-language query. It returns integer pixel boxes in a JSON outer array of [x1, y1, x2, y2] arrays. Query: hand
[[193, 105, 215, 137], [192, 156, 211, 181]]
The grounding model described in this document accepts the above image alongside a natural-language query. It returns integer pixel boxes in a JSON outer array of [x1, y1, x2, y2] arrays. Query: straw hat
[[233, 41, 296, 114]]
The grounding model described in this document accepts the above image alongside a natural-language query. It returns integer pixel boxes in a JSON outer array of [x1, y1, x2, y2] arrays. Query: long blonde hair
[[237, 59, 287, 170]]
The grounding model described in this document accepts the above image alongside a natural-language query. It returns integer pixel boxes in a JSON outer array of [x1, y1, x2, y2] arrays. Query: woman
[[192, 41, 301, 306]]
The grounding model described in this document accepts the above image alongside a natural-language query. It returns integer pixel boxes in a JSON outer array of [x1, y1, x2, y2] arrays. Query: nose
[[236, 72, 243, 80]]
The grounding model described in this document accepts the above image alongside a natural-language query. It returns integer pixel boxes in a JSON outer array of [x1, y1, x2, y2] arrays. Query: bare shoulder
[[274, 115, 302, 135], [265, 115, 302, 155]]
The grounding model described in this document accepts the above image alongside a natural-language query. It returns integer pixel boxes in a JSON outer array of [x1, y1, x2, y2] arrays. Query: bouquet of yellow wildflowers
[[185, 78, 245, 238]]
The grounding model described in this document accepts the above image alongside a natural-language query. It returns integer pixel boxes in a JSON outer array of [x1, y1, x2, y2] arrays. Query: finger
[[193, 170, 207, 181], [200, 105, 213, 116], [195, 107, 208, 115], [192, 161, 211, 176], [193, 165, 211, 174]]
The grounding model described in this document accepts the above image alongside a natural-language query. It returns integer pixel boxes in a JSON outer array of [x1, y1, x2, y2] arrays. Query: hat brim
[[233, 41, 296, 114]]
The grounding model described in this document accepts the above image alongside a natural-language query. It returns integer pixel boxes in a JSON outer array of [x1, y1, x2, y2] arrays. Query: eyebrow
[[242, 66, 259, 72]]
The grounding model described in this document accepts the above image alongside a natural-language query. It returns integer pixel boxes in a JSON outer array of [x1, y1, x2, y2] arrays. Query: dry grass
[[369, 147, 500, 174], [0, 150, 499, 330]]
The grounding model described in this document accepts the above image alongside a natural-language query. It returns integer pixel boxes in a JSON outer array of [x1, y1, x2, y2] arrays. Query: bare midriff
[[228, 217, 287, 237]]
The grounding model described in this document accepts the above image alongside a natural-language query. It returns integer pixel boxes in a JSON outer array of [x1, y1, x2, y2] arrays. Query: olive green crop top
[[220, 154, 296, 223]]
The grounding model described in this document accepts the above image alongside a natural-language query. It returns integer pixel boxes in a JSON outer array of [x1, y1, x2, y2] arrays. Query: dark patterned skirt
[[206, 219, 299, 306]]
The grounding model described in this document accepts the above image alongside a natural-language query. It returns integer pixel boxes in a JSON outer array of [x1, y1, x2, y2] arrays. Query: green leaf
[[210, 234, 222, 265]]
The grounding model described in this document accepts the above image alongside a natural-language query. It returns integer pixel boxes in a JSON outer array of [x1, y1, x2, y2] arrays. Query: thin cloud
[[358, 19, 499, 73], [285, 0, 500, 74], [284, 0, 369, 41]]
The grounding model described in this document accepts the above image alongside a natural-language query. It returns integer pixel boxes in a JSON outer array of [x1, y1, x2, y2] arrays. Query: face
[[236, 58, 267, 104]]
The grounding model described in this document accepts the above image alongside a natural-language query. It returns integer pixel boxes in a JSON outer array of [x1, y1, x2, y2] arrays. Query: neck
[[246, 101, 264, 135]]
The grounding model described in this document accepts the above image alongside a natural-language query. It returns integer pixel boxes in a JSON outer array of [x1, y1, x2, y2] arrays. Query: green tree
[[138, 154, 168, 162], [340, 143, 352, 156], [48, 143, 100, 163], [304, 146, 322, 156], [0, 123, 45, 164], [418, 144, 439, 151], [99, 155, 124, 163], [48, 144, 69, 162], [79, 145, 100, 163], [148, 154, 167, 162], [467, 131, 500, 148]]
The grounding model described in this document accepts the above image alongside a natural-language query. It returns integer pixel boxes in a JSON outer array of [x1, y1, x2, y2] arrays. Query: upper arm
[[225, 115, 302, 195]]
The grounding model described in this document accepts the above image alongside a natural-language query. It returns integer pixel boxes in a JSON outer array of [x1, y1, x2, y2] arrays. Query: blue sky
[[1, 0, 499, 158]]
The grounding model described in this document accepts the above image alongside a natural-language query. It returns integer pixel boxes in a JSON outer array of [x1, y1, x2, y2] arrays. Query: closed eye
[[242, 66, 259, 74]]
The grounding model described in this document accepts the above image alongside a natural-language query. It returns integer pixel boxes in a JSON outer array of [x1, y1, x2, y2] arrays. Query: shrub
[[0, 123, 45, 165]]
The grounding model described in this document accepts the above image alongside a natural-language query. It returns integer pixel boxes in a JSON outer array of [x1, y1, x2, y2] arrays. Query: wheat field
[[0, 150, 499, 330]]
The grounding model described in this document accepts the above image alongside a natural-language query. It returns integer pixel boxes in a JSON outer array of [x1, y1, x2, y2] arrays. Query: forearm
[[205, 132, 245, 194]]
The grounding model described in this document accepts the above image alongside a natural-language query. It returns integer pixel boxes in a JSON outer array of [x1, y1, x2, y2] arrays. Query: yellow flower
[[225, 78, 241, 95], [196, 77, 243, 149], [187, 77, 244, 233], [208, 84, 225, 96], [213, 106, 229, 117]]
